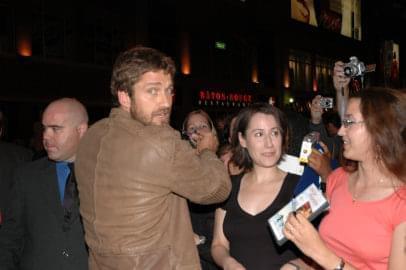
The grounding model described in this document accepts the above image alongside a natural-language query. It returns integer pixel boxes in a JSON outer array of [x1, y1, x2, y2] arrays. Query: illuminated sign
[[198, 90, 252, 107], [215, 41, 226, 50]]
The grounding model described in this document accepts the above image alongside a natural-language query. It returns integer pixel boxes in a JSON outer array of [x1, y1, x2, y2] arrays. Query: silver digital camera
[[343, 56, 365, 78], [320, 97, 333, 109]]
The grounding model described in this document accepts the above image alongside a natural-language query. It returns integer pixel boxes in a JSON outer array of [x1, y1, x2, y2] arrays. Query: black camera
[[343, 56, 365, 78]]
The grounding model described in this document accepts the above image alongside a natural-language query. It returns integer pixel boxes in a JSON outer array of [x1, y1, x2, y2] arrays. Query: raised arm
[[309, 95, 334, 154], [333, 61, 351, 119], [164, 127, 231, 204]]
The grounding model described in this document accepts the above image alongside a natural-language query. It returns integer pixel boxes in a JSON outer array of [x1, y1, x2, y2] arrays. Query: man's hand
[[195, 130, 219, 154]]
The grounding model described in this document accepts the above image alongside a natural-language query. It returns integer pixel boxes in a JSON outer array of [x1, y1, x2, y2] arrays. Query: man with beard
[[75, 47, 231, 270]]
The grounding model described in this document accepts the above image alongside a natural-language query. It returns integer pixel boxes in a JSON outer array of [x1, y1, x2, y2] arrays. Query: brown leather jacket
[[75, 108, 231, 270]]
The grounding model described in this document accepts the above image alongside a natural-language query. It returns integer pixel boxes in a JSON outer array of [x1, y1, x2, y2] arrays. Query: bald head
[[44, 98, 88, 126], [42, 98, 88, 162]]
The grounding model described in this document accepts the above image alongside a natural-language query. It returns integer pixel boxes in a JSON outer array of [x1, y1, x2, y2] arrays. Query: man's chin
[[151, 120, 170, 126], [151, 116, 170, 126], [46, 154, 59, 161], [132, 113, 170, 126]]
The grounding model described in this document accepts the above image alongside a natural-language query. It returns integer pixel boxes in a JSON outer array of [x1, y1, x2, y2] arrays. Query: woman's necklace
[[351, 178, 385, 203]]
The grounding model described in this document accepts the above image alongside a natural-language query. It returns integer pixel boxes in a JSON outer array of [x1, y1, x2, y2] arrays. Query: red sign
[[199, 90, 252, 103]]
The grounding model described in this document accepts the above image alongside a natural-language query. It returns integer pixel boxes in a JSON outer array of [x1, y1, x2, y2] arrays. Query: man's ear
[[117, 90, 131, 112], [77, 123, 88, 138]]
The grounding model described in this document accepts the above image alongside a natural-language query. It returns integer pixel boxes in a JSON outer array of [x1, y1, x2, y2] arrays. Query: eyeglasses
[[341, 118, 364, 128], [184, 123, 211, 136]]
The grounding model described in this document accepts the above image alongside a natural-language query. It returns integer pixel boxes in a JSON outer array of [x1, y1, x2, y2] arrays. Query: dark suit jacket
[[0, 157, 88, 270], [0, 141, 32, 221]]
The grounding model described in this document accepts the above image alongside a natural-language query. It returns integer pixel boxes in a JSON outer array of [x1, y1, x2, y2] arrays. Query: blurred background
[[0, 0, 405, 144]]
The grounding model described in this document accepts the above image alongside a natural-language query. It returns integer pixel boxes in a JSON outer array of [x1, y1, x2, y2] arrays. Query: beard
[[130, 105, 171, 126]]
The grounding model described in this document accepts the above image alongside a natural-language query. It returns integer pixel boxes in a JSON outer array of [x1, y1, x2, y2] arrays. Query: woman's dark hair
[[347, 87, 406, 182], [217, 143, 232, 158], [231, 103, 289, 171], [222, 111, 240, 144]]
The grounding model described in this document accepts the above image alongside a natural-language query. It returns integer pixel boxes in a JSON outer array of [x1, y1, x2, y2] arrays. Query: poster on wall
[[291, 0, 361, 40], [291, 0, 318, 26], [391, 43, 400, 86], [382, 41, 400, 88]]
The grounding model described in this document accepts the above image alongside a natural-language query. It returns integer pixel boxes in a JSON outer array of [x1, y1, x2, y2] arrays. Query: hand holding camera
[[333, 57, 365, 90], [333, 61, 351, 92], [343, 56, 365, 78], [320, 97, 333, 109], [195, 129, 219, 155]]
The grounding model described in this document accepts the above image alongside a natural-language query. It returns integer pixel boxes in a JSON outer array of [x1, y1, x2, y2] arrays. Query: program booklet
[[268, 183, 329, 246]]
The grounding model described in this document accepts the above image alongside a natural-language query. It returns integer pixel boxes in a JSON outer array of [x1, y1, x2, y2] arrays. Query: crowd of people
[[0, 46, 404, 270]]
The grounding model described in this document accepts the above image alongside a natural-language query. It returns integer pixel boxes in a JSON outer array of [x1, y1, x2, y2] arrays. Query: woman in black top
[[211, 103, 301, 270], [182, 109, 221, 270]]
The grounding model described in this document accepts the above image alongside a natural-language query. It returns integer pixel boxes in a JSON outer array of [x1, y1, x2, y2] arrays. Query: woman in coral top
[[283, 87, 406, 270]]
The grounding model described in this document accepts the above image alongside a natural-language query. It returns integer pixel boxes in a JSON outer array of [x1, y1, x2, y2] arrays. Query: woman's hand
[[280, 258, 317, 270], [283, 212, 327, 259], [284, 213, 357, 269], [333, 61, 351, 92], [308, 141, 332, 181]]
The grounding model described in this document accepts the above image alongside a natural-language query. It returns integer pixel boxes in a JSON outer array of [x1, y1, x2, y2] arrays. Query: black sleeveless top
[[222, 173, 300, 270]]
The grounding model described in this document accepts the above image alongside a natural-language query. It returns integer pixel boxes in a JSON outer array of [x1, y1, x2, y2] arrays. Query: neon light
[[198, 90, 252, 104], [215, 41, 226, 50]]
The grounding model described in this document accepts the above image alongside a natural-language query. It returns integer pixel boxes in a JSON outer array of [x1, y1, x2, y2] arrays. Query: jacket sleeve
[[0, 170, 25, 269], [168, 136, 231, 205]]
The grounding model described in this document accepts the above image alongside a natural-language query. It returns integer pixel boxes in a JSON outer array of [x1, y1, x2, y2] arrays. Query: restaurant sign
[[198, 90, 253, 107]]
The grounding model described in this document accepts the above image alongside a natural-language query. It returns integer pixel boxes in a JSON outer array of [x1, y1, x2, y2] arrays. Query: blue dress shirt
[[56, 162, 70, 203]]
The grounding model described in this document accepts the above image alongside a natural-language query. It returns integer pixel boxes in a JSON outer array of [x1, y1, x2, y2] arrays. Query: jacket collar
[[110, 107, 144, 128]]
